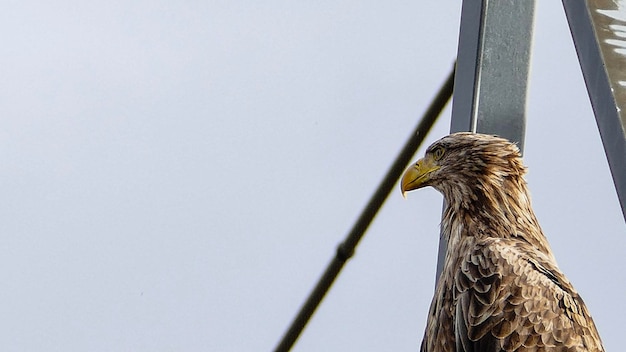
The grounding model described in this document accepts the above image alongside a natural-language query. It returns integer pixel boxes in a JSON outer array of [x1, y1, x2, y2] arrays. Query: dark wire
[[274, 65, 455, 352]]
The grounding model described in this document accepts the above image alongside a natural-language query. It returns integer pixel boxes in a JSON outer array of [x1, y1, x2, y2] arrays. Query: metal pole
[[437, 0, 534, 280], [562, 0, 626, 222], [274, 66, 455, 352]]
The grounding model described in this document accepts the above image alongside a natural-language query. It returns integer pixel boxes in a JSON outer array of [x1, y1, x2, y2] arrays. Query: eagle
[[400, 133, 604, 352]]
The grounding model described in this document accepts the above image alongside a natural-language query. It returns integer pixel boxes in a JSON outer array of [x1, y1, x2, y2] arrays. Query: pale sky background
[[1, 1, 624, 351]]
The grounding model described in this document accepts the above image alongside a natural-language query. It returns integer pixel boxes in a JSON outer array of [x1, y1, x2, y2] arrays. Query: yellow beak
[[401, 155, 440, 198]]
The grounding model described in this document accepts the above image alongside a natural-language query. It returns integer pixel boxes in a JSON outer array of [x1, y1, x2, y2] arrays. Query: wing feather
[[454, 238, 604, 352]]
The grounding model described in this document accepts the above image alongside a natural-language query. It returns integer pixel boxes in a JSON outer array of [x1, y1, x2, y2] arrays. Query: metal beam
[[437, 0, 535, 280], [562, 0, 626, 222]]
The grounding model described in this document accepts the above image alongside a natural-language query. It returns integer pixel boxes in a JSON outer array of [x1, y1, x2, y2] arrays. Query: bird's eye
[[433, 147, 445, 160]]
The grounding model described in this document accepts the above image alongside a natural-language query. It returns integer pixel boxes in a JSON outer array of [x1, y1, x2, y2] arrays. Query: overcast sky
[[1, 1, 624, 351]]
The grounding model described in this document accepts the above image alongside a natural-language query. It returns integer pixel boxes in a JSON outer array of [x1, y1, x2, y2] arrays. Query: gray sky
[[2, 1, 624, 351]]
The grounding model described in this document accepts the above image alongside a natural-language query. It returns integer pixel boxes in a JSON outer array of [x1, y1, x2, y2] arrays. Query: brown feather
[[407, 133, 604, 352]]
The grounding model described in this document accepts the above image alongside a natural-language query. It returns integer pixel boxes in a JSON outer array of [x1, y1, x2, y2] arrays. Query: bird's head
[[401, 132, 526, 200]]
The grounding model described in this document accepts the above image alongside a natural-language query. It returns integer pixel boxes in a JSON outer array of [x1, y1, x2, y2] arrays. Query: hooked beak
[[401, 155, 440, 198]]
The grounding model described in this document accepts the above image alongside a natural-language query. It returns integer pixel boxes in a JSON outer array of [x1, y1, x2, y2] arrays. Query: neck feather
[[439, 174, 554, 258]]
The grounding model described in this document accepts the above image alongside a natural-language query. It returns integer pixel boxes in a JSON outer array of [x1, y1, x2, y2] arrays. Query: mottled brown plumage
[[401, 133, 604, 352]]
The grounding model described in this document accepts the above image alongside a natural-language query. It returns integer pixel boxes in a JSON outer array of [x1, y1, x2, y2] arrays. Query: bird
[[400, 132, 604, 352]]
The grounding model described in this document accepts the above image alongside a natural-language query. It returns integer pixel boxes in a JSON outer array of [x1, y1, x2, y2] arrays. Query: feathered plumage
[[401, 132, 604, 352]]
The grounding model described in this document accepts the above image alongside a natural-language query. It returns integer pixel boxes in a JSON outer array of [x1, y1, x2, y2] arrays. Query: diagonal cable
[[274, 65, 455, 352]]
